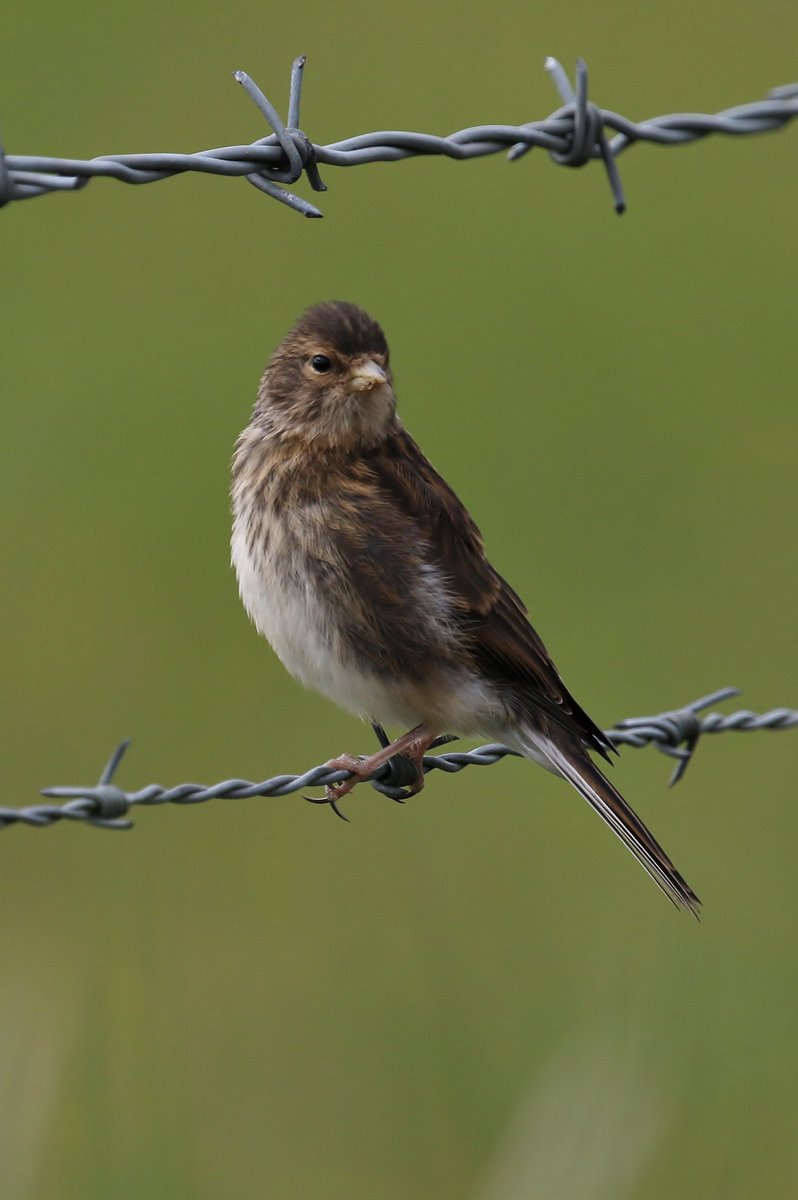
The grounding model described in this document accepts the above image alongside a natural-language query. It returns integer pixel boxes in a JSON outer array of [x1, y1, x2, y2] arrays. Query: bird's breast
[[231, 477, 503, 732]]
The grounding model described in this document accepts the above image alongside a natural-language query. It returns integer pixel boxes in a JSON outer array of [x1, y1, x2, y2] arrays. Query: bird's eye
[[309, 354, 332, 374]]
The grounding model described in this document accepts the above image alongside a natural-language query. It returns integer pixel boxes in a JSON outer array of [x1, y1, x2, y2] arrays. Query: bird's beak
[[349, 359, 388, 392]]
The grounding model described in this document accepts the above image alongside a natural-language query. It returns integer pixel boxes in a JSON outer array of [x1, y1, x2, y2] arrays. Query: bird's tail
[[517, 726, 701, 917]]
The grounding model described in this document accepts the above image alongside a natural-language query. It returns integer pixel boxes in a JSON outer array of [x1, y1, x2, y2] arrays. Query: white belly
[[231, 514, 503, 734], [232, 515, 421, 725]]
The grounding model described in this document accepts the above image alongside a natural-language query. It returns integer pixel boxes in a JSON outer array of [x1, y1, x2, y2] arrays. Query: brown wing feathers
[[366, 429, 613, 759]]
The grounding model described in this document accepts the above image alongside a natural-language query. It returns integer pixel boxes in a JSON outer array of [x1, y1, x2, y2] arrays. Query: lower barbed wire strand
[[0, 688, 793, 831]]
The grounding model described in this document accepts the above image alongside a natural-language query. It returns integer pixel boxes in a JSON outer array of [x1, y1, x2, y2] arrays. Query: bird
[[231, 300, 700, 916]]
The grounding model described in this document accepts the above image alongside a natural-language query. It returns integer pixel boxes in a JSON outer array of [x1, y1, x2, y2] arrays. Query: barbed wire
[[1, 56, 797, 218], [3, 687, 795, 831]]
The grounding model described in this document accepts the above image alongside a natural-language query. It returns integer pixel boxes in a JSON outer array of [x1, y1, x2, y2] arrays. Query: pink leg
[[324, 723, 439, 806]]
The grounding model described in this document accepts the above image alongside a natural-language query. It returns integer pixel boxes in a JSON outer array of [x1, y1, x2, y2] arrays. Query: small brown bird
[[231, 301, 699, 915]]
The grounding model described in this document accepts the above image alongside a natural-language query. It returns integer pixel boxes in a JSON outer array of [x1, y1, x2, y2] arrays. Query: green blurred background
[[2, 2, 797, 1196]]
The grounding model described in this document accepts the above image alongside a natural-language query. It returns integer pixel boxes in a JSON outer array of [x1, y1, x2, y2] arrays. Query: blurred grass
[[1, 1, 797, 1197]]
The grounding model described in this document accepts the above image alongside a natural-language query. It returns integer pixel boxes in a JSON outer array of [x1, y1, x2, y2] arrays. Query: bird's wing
[[367, 427, 612, 756]]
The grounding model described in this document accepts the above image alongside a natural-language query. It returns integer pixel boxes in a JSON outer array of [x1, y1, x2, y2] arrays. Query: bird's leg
[[324, 723, 439, 805]]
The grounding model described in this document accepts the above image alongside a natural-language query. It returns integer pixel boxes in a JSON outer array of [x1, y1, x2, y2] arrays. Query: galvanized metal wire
[[3, 687, 795, 831], [2, 56, 797, 217]]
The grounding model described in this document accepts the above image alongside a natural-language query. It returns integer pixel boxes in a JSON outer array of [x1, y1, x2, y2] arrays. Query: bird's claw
[[303, 752, 368, 820], [303, 789, 351, 821]]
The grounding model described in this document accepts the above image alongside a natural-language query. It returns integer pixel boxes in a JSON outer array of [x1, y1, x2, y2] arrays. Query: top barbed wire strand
[[2, 688, 796, 830], [1, 56, 797, 217]]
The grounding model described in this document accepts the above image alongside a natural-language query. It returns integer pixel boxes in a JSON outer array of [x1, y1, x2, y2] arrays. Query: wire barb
[[234, 55, 326, 217], [0, 688, 792, 831], [1, 57, 796, 215], [510, 57, 626, 213], [611, 686, 741, 786]]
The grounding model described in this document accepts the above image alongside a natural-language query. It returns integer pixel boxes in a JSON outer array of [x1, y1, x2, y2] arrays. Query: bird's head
[[255, 300, 397, 451]]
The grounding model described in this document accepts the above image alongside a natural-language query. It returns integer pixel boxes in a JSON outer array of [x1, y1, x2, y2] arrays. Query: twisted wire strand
[[3, 687, 794, 831], [1, 56, 796, 217]]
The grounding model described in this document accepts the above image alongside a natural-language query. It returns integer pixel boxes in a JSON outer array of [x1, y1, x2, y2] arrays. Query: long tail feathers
[[523, 729, 701, 918]]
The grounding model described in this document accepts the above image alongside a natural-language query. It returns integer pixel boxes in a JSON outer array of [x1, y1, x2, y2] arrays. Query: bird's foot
[[315, 724, 439, 817], [323, 753, 373, 805]]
